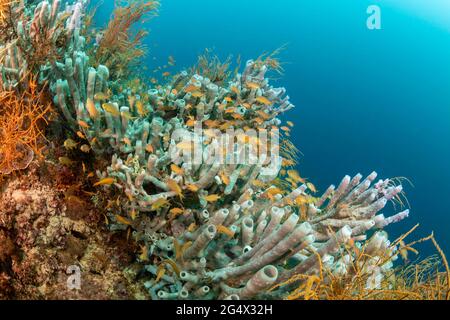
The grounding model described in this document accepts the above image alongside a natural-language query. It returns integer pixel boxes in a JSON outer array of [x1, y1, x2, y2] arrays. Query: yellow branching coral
[[0, 77, 51, 175], [92, 0, 159, 78]]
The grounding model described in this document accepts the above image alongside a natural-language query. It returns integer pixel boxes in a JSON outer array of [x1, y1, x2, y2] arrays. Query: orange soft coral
[[0, 77, 51, 175], [0, 0, 14, 24]]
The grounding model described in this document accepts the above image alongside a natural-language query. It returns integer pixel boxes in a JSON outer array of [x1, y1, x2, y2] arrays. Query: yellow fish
[[122, 137, 132, 146], [267, 187, 283, 196], [155, 265, 166, 283], [115, 214, 131, 226], [191, 91, 204, 98], [102, 103, 120, 116], [151, 198, 170, 211], [139, 245, 149, 262], [295, 195, 308, 206], [187, 223, 197, 232], [86, 98, 98, 118], [307, 182, 317, 193], [169, 207, 184, 219], [252, 180, 266, 188], [185, 184, 199, 192], [216, 225, 235, 237], [94, 177, 116, 187], [256, 110, 270, 120], [59, 157, 75, 166], [255, 96, 272, 105], [186, 117, 196, 127], [80, 144, 91, 153], [171, 164, 184, 175], [204, 119, 220, 128], [246, 82, 260, 90], [78, 120, 90, 129], [94, 92, 110, 101], [205, 194, 220, 202], [130, 208, 138, 220], [76, 131, 86, 139], [287, 170, 305, 184], [167, 179, 183, 199], [185, 84, 199, 93], [145, 144, 154, 153], [64, 138, 78, 150]]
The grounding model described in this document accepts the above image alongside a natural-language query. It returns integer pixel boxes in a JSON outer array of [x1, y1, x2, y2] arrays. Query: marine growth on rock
[[0, 0, 448, 301]]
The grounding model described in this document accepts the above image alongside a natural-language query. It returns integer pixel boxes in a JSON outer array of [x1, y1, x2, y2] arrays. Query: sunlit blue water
[[93, 0, 450, 258]]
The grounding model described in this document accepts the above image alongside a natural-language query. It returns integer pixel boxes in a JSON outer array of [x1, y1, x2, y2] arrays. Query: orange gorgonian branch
[[0, 76, 51, 175]]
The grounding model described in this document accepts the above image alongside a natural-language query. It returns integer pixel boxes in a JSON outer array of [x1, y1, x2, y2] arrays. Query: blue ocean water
[[93, 0, 450, 258]]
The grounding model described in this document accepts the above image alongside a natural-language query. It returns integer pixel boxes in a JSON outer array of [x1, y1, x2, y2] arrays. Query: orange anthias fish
[[255, 96, 272, 105], [139, 245, 149, 262], [191, 91, 204, 98], [256, 110, 270, 120], [307, 182, 317, 193], [171, 164, 184, 175], [78, 120, 90, 129], [86, 98, 98, 118], [184, 84, 199, 93], [246, 82, 260, 90], [185, 184, 199, 192], [94, 177, 116, 187], [94, 92, 110, 101], [219, 172, 230, 185], [102, 103, 120, 117], [167, 179, 183, 199], [169, 207, 184, 219], [77, 130, 87, 139], [287, 170, 306, 184], [205, 194, 220, 202], [115, 214, 132, 226], [204, 119, 220, 128], [216, 225, 235, 237], [146, 144, 154, 153], [151, 198, 170, 211]]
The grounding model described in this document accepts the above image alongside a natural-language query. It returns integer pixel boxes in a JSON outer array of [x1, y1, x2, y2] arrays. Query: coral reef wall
[[0, 0, 413, 300]]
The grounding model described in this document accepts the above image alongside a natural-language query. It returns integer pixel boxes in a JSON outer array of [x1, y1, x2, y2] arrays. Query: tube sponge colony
[[0, 0, 413, 300]]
